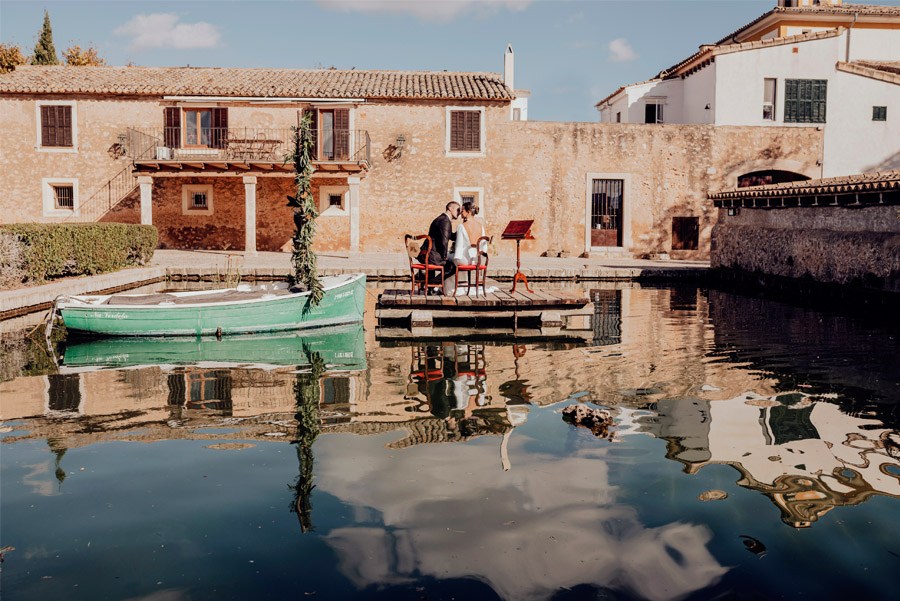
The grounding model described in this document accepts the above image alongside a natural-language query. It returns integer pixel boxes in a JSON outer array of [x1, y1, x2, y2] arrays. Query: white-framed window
[[445, 106, 486, 157], [318, 186, 348, 216], [35, 100, 78, 152], [181, 184, 214, 215], [42, 177, 79, 217], [453, 186, 485, 218], [763, 78, 777, 121], [644, 101, 664, 124]]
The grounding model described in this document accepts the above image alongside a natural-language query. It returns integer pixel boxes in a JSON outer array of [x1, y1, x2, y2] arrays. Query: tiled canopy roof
[[0, 66, 513, 101], [709, 170, 900, 200], [837, 60, 900, 84]]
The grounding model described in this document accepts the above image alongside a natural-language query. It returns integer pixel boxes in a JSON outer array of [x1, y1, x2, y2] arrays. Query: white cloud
[[317, 0, 532, 23], [608, 38, 637, 62], [114, 14, 222, 51]]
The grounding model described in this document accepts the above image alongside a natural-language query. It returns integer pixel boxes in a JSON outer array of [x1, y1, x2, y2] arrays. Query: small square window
[[873, 106, 887, 121], [191, 192, 208, 209], [328, 194, 343, 207], [644, 102, 664, 124], [512, 108, 522, 121], [460, 194, 476, 205], [53, 185, 74, 210], [182, 184, 213, 214]]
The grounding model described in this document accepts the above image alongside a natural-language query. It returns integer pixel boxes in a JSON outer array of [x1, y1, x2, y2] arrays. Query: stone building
[[596, 0, 900, 179], [1, 50, 822, 259]]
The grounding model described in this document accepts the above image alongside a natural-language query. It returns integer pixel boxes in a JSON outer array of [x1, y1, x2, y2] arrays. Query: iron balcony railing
[[122, 127, 370, 165]]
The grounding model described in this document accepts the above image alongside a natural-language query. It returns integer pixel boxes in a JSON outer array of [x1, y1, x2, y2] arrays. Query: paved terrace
[[1, 250, 709, 320]]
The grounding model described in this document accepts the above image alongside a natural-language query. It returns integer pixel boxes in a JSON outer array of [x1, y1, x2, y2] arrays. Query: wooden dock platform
[[375, 284, 594, 340]]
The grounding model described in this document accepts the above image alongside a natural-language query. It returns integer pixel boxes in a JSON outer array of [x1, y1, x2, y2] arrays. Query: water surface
[[1, 285, 898, 600]]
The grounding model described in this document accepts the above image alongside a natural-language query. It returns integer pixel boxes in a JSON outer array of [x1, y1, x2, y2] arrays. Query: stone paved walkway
[[1, 249, 709, 320]]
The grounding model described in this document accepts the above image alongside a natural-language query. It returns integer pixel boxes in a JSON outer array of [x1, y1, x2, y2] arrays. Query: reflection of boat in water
[[60, 322, 366, 372], [57, 274, 365, 336]]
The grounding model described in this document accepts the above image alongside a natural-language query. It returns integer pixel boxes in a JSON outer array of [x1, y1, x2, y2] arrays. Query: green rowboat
[[57, 274, 366, 337], [60, 322, 366, 371]]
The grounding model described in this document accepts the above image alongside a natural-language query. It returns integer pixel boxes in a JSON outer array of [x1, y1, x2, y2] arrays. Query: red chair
[[454, 236, 492, 296], [406, 234, 444, 295]]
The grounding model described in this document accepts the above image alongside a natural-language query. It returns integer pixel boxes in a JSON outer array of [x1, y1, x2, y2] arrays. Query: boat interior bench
[[103, 288, 291, 306]]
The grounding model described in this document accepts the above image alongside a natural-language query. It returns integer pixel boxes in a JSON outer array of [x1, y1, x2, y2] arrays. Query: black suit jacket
[[421, 213, 453, 265]]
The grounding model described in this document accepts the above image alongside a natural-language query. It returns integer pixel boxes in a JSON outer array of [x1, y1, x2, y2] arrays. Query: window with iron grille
[[873, 106, 887, 121], [460, 194, 476, 204], [671, 216, 699, 251], [191, 191, 208, 209], [328, 193, 343, 208], [40, 105, 73, 147], [784, 79, 827, 123], [53, 185, 74, 209], [450, 110, 481, 152]]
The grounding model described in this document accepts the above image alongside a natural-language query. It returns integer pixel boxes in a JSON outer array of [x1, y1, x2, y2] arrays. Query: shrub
[[0, 230, 26, 288], [0, 223, 157, 283]]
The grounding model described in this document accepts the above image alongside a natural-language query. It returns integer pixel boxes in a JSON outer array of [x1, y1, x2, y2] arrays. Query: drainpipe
[[845, 12, 858, 62]]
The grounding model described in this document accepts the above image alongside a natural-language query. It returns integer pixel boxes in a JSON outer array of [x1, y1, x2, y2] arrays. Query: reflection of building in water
[[638, 391, 900, 527], [591, 289, 621, 346]]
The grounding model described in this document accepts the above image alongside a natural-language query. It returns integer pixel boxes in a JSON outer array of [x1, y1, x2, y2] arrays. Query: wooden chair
[[454, 236, 492, 297], [406, 234, 444, 295]]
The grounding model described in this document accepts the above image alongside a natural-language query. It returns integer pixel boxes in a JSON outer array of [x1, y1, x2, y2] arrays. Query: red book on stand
[[501, 220, 534, 240]]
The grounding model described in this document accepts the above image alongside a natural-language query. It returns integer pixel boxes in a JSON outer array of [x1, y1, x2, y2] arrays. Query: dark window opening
[[671, 216, 699, 251], [644, 103, 663, 124], [873, 106, 887, 121], [615, 112, 621, 123], [328, 193, 343, 208], [191, 191, 208, 209], [48, 374, 81, 412], [737, 170, 811, 188], [40, 105, 73, 147]]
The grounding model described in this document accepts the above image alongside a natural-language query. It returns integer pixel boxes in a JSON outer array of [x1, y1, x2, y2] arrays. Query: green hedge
[[0, 223, 157, 283]]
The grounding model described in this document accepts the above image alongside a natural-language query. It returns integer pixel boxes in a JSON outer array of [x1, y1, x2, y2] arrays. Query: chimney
[[504, 44, 514, 92]]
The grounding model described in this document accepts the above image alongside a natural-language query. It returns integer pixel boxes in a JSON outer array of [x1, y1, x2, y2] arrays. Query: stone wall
[[1, 93, 823, 258], [711, 206, 900, 293]]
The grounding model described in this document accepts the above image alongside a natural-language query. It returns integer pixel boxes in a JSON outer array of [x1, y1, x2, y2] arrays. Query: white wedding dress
[[443, 221, 495, 296]]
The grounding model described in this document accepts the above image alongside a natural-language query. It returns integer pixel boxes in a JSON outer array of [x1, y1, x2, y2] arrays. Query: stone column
[[244, 176, 257, 256], [138, 176, 153, 225], [348, 175, 361, 253]]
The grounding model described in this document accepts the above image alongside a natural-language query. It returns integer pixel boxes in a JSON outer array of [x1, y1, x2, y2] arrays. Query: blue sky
[[2, 0, 897, 121]]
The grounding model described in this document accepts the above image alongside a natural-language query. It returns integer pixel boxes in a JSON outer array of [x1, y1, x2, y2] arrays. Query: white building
[[596, 1, 900, 179]]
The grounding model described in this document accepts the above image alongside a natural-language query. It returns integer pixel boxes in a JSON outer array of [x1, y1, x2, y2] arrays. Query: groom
[[418, 201, 460, 281]]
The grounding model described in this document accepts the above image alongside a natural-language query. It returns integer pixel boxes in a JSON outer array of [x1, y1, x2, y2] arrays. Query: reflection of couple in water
[[418, 200, 491, 296]]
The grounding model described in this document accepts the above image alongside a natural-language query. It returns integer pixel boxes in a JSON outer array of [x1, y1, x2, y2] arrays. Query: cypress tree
[[32, 10, 59, 65]]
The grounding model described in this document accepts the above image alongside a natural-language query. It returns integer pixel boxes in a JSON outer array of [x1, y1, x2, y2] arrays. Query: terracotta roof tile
[[709, 170, 900, 200], [837, 60, 900, 84], [0, 65, 513, 101]]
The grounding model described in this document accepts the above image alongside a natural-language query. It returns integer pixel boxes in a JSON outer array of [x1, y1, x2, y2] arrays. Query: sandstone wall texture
[[711, 206, 900, 293], [1, 94, 823, 258]]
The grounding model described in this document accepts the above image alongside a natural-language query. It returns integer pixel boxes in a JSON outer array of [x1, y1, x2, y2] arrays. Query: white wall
[[713, 34, 842, 126], [625, 79, 683, 124], [683, 62, 717, 124], [848, 28, 900, 62], [823, 70, 900, 176]]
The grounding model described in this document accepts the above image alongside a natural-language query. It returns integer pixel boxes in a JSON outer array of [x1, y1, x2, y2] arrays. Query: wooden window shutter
[[335, 109, 349, 159], [466, 111, 480, 151], [41, 106, 54, 146], [40, 106, 72, 147], [784, 80, 798, 123], [164, 107, 181, 148], [450, 111, 463, 151], [211, 108, 228, 149]]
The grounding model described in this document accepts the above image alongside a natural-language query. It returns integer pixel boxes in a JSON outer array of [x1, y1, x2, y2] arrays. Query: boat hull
[[58, 274, 366, 337], [60, 322, 366, 371]]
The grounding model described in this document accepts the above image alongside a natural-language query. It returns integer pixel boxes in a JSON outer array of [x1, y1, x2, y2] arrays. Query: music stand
[[501, 220, 535, 293]]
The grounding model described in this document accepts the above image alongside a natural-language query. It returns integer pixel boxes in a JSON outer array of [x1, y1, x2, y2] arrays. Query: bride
[[444, 201, 492, 296]]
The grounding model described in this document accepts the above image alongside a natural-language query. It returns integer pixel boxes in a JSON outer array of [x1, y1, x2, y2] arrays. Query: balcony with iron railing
[[122, 127, 370, 171]]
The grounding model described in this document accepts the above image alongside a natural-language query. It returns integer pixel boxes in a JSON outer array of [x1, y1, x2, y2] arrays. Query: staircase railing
[[66, 129, 160, 222]]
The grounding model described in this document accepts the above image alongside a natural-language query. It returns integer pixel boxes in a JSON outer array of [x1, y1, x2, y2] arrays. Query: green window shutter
[[784, 80, 798, 123]]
